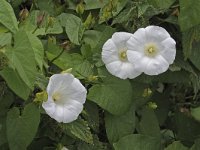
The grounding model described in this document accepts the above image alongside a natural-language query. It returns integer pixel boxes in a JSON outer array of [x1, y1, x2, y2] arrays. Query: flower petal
[[67, 78, 87, 104], [142, 55, 169, 75], [130, 28, 147, 45], [102, 39, 119, 64], [52, 105, 64, 123], [127, 50, 144, 64], [160, 37, 176, 64], [112, 32, 133, 49], [126, 37, 145, 53], [42, 99, 56, 116], [121, 62, 142, 79], [47, 74, 74, 96], [105, 61, 123, 78], [63, 100, 83, 123], [106, 61, 141, 79], [145, 26, 170, 42]]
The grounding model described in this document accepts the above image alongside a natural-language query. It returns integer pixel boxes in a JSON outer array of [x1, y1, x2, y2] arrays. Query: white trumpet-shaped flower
[[102, 32, 142, 79], [42, 73, 87, 123], [127, 26, 176, 75]]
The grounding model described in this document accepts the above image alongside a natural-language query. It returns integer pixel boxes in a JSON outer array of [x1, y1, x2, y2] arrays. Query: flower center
[[119, 50, 127, 61], [144, 43, 158, 57], [52, 92, 61, 101]]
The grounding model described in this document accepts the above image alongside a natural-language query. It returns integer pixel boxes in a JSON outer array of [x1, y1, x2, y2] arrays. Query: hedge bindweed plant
[[0, 0, 200, 150]]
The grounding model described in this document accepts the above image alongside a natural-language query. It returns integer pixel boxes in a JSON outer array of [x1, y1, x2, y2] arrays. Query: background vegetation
[[0, 0, 200, 149]]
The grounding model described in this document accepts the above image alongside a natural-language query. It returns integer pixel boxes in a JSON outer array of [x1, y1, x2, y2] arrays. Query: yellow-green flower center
[[119, 50, 127, 61], [52, 92, 61, 101], [144, 43, 158, 57]]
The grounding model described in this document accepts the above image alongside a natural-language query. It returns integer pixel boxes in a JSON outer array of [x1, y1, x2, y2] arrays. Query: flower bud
[[37, 13, 45, 27], [84, 13, 95, 29], [87, 75, 98, 82], [147, 102, 157, 110], [47, 17, 55, 28], [61, 68, 73, 74], [33, 91, 48, 103], [76, 3, 85, 15], [142, 88, 152, 97], [19, 8, 29, 21]]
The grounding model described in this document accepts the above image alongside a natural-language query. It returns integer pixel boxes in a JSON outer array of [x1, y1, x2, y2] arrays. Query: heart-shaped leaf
[[6, 103, 40, 150]]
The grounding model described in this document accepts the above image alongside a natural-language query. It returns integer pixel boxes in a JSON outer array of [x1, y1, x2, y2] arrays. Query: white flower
[[101, 32, 142, 79], [42, 73, 87, 123], [127, 25, 176, 75]]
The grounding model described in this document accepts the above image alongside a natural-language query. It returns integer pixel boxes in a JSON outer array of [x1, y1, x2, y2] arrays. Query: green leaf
[[189, 42, 200, 70], [5, 30, 37, 89], [62, 118, 93, 144], [0, 91, 13, 146], [105, 106, 136, 143], [26, 33, 44, 70], [0, 0, 18, 33], [6, 103, 40, 150], [0, 24, 9, 33], [99, 0, 129, 23], [0, 33, 12, 46], [190, 139, 200, 150], [165, 141, 189, 150], [182, 25, 200, 60], [37, 0, 56, 16], [153, 92, 170, 126], [84, 102, 99, 132], [179, 0, 200, 31], [134, 70, 190, 85], [137, 107, 161, 138], [113, 134, 161, 150], [174, 111, 200, 145], [84, 0, 108, 10], [83, 26, 116, 52], [147, 0, 175, 9], [0, 68, 31, 100], [58, 13, 83, 45], [87, 75, 133, 115], [21, 10, 63, 36], [191, 107, 200, 122]]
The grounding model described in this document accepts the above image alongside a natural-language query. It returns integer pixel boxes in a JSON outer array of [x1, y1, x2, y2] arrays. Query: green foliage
[[5, 30, 37, 90], [0, 0, 200, 149], [6, 103, 40, 150], [88, 73, 133, 115], [148, 0, 175, 10], [179, 0, 200, 31], [0, 0, 18, 33], [105, 106, 136, 143], [137, 107, 161, 138], [113, 134, 161, 150], [0, 68, 31, 100], [58, 13, 84, 45], [62, 118, 93, 144], [164, 141, 189, 150]]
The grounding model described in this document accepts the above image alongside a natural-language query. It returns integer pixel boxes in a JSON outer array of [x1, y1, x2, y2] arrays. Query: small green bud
[[47, 36, 56, 44], [47, 17, 55, 28], [76, 3, 85, 15], [19, 8, 29, 21], [147, 102, 158, 110], [61, 68, 73, 74], [33, 91, 48, 103], [87, 75, 98, 82], [142, 88, 152, 97], [37, 13, 45, 27], [83, 13, 95, 29]]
